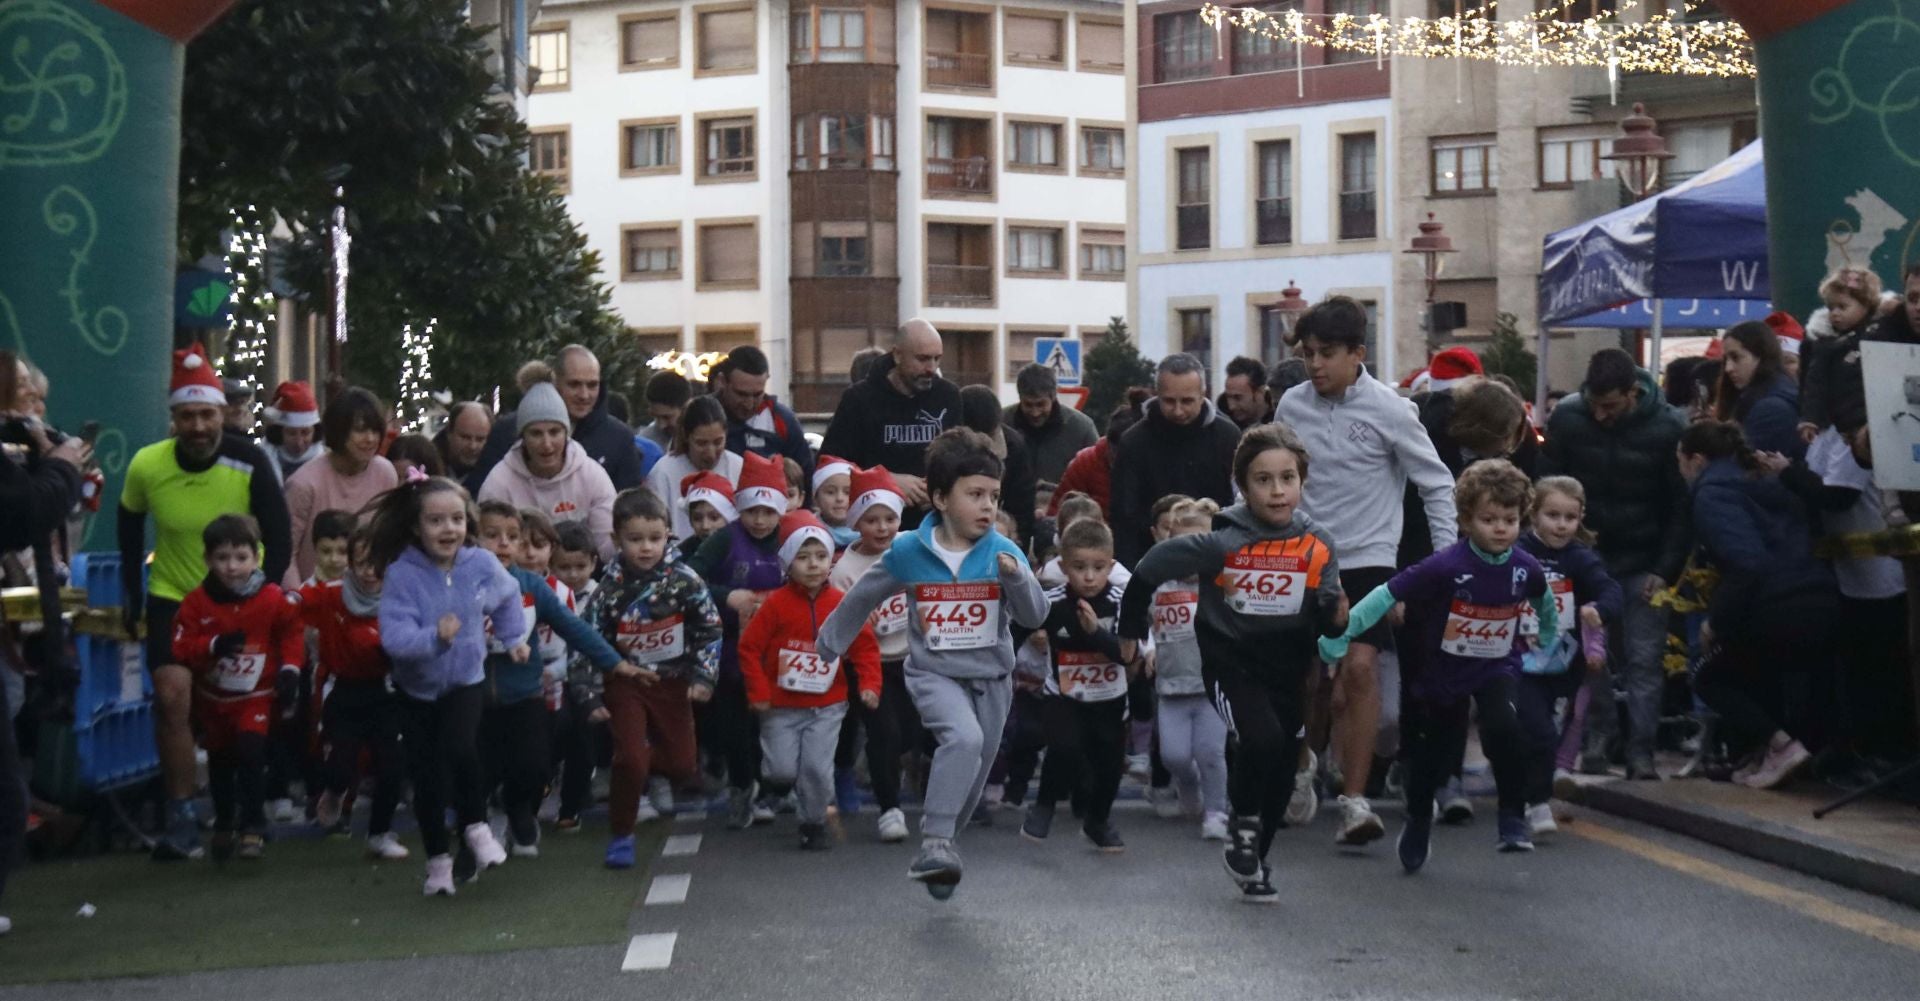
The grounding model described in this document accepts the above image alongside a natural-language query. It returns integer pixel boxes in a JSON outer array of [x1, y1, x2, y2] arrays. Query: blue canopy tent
[[1536, 139, 1769, 403]]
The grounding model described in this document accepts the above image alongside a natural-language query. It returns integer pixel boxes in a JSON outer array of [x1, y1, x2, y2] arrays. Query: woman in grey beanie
[[479, 381, 616, 561]]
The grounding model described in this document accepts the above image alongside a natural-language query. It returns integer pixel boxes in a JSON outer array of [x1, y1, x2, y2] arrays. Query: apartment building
[[526, 0, 1128, 414], [1132, 1, 1401, 388]]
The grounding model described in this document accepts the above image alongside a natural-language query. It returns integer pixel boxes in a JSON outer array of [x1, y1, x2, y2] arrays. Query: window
[[1077, 17, 1123, 71], [621, 119, 678, 176], [1176, 147, 1210, 250], [699, 115, 756, 180], [1155, 11, 1215, 82], [794, 113, 895, 170], [620, 13, 678, 70], [621, 225, 680, 281], [818, 235, 870, 276], [1254, 140, 1292, 246], [631, 328, 682, 362], [1431, 134, 1498, 195], [1256, 305, 1291, 365], [1326, 0, 1384, 65], [1079, 228, 1124, 280], [1554, 0, 1619, 22], [925, 7, 993, 90], [530, 24, 569, 90], [1666, 117, 1754, 186], [697, 221, 758, 288], [1007, 226, 1064, 275], [1178, 308, 1213, 374], [1232, 3, 1299, 74], [1538, 125, 1614, 188], [943, 328, 994, 387], [1004, 12, 1064, 66], [1338, 133, 1377, 240], [1008, 121, 1062, 170], [698, 327, 757, 355], [530, 128, 569, 190], [927, 222, 995, 306], [927, 115, 993, 196], [1080, 126, 1124, 175], [696, 5, 756, 74], [794, 6, 867, 63]]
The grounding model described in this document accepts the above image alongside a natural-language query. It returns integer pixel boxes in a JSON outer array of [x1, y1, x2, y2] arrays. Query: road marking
[[645, 873, 692, 906], [662, 833, 702, 857], [673, 809, 703, 824], [1568, 819, 1920, 954], [621, 932, 677, 971]]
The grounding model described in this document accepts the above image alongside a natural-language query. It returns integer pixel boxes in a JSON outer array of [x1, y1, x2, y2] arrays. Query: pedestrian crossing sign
[[1034, 337, 1081, 387]]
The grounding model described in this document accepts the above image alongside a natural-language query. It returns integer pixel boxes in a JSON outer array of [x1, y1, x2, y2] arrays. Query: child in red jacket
[[171, 514, 304, 860], [740, 511, 881, 850]]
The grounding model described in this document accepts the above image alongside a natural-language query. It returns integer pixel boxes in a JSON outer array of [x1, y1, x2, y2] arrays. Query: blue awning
[[1558, 297, 1774, 330]]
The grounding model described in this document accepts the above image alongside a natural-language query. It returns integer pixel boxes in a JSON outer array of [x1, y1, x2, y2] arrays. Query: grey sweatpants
[[759, 703, 849, 826], [905, 666, 1012, 841], [1156, 693, 1229, 816]]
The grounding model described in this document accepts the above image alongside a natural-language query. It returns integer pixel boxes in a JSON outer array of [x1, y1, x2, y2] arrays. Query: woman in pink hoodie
[[479, 382, 616, 562]]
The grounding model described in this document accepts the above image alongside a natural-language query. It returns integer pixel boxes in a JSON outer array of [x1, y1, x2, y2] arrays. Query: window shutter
[[1077, 19, 1122, 68], [624, 16, 677, 65], [702, 224, 757, 283], [700, 9, 756, 70], [1005, 14, 1062, 62]]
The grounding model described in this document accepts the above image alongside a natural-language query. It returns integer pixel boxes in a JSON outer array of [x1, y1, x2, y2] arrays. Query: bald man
[[820, 318, 963, 522]]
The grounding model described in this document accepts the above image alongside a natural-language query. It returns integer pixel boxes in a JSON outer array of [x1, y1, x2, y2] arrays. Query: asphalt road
[[6, 799, 1919, 1001]]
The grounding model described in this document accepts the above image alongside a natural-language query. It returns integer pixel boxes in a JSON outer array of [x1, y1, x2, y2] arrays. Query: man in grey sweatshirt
[[1274, 296, 1457, 848]]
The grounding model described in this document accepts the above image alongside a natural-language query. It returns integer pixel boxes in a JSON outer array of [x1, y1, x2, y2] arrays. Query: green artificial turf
[[0, 823, 665, 985]]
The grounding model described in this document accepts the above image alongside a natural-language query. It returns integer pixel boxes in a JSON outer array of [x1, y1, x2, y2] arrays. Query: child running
[[1321, 459, 1556, 871], [810, 455, 859, 551], [828, 466, 915, 843], [1149, 498, 1231, 842], [1119, 425, 1346, 902], [818, 428, 1047, 899], [679, 470, 737, 562], [549, 520, 606, 831], [740, 511, 882, 850]]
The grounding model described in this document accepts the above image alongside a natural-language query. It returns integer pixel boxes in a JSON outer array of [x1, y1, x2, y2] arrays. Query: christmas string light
[[330, 187, 351, 344], [647, 350, 730, 384], [216, 205, 276, 433], [397, 317, 437, 433]]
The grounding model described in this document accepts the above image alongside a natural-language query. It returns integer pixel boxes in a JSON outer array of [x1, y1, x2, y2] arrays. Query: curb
[[1577, 781, 1920, 910]]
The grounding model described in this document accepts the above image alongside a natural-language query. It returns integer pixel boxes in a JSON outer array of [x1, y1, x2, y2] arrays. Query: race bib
[[1522, 577, 1574, 638], [1151, 587, 1198, 643], [1442, 601, 1519, 659], [776, 641, 839, 694], [1222, 550, 1307, 616], [1056, 649, 1127, 702], [872, 591, 910, 637], [618, 615, 686, 665], [915, 583, 1000, 651], [214, 652, 267, 693]]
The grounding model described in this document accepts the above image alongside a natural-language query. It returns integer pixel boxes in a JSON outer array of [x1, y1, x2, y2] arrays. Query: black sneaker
[[453, 841, 478, 883], [1398, 813, 1433, 873], [209, 829, 236, 863], [1240, 866, 1279, 904], [799, 822, 832, 851], [1021, 802, 1054, 842], [1223, 815, 1262, 885], [1083, 822, 1125, 853]]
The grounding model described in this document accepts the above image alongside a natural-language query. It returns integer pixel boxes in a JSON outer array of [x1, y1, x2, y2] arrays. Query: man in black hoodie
[[467, 346, 646, 493], [1109, 353, 1242, 565], [821, 319, 962, 525]]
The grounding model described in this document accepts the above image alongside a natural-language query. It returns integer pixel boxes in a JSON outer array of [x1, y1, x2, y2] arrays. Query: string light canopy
[[1197, 1, 1754, 80]]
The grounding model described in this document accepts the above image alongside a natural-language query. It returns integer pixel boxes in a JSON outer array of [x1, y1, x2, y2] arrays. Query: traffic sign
[[1033, 337, 1081, 387]]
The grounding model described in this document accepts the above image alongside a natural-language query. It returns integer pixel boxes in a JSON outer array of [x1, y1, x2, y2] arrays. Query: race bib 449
[[914, 583, 1001, 651]]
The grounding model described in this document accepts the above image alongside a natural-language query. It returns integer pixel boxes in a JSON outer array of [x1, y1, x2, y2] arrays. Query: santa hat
[[1427, 347, 1483, 392], [680, 470, 737, 524], [169, 343, 226, 408], [811, 454, 855, 495], [735, 451, 788, 514], [264, 381, 320, 428], [1704, 337, 1725, 361], [1764, 311, 1805, 356], [847, 465, 905, 526], [776, 511, 834, 571]]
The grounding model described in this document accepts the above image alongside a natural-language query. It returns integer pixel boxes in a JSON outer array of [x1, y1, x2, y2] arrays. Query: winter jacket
[[484, 566, 620, 705], [1688, 458, 1834, 637], [1398, 387, 1540, 567], [1804, 304, 1920, 434], [297, 579, 388, 685], [469, 383, 646, 494], [479, 439, 617, 563], [173, 578, 304, 703], [1516, 531, 1623, 675], [819, 354, 962, 524], [1014, 581, 1131, 703], [1109, 399, 1242, 565], [1729, 372, 1802, 458], [1004, 399, 1100, 484], [378, 545, 526, 702], [1049, 439, 1114, 518], [1540, 366, 1691, 582], [574, 555, 723, 711], [266, 441, 323, 485], [1000, 423, 1037, 547], [739, 581, 881, 709], [724, 396, 814, 488], [0, 433, 82, 666]]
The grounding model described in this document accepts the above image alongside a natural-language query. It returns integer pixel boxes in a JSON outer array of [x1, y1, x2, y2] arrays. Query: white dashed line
[[622, 932, 677, 971], [645, 872, 692, 905], [661, 833, 702, 857], [673, 809, 703, 824]]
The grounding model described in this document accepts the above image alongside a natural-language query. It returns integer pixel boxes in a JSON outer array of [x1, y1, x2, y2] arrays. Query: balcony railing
[[1338, 193, 1377, 240], [928, 263, 993, 305], [925, 49, 991, 89], [927, 155, 992, 195], [1176, 204, 1210, 250], [1256, 198, 1292, 246]]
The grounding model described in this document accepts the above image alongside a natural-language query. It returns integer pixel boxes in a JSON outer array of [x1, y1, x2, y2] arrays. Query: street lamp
[[1404, 212, 1457, 357], [1601, 102, 1675, 199], [1273, 279, 1311, 356]]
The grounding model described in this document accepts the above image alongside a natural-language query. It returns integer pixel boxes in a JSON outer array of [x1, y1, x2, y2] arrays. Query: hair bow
[[1840, 270, 1867, 290], [406, 465, 430, 484]]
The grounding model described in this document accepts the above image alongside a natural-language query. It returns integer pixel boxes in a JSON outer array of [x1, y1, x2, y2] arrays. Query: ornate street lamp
[[1404, 213, 1458, 357], [1601, 102, 1675, 199], [1274, 279, 1311, 351]]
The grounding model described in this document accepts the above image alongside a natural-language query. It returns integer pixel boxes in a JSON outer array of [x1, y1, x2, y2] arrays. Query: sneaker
[[367, 832, 410, 860], [463, 821, 508, 871], [537, 789, 561, 824], [509, 825, 541, 859], [1741, 739, 1812, 790], [1729, 748, 1766, 785], [1002, 782, 1028, 809], [1146, 784, 1181, 819], [605, 834, 636, 869], [1223, 815, 1262, 885], [1626, 758, 1662, 781], [773, 792, 797, 816], [877, 807, 909, 843], [1397, 813, 1433, 873], [1334, 795, 1385, 846], [209, 829, 236, 862], [968, 799, 994, 828], [236, 832, 265, 860], [1496, 811, 1535, 853], [727, 783, 757, 830], [1552, 768, 1580, 800], [1200, 811, 1230, 842], [1284, 751, 1318, 827], [555, 816, 582, 834], [152, 800, 204, 862], [1383, 760, 1407, 802], [314, 790, 343, 829], [908, 838, 963, 896], [1438, 778, 1474, 825], [799, 822, 832, 851], [1239, 866, 1279, 904], [1578, 750, 1612, 776], [636, 798, 662, 824], [423, 854, 457, 896], [648, 777, 674, 816], [1021, 801, 1055, 842], [752, 794, 779, 825], [835, 768, 862, 816], [1126, 753, 1151, 783], [1083, 822, 1125, 853], [0, 915, 11, 936], [1526, 803, 1558, 837]]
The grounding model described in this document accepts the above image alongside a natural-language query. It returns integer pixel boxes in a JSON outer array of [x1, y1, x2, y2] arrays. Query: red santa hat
[[680, 471, 737, 524], [1703, 337, 1725, 361], [1427, 347, 1483, 392], [264, 381, 320, 428], [1764, 311, 1805, 356], [847, 465, 905, 526], [776, 510, 834, 571], [811, 454, 855, 495], [735, 451, 789, 514], [169, 343, 226, 408]]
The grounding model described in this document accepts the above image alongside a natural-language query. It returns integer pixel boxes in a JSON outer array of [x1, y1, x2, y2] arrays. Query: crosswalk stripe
[[645, 873, 692, 905], [621, 932, 677, 971], [662, 833, 702, 857]]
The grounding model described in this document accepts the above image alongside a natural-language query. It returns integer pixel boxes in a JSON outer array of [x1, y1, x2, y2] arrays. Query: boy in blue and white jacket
[[818, 428, 1048, 900]]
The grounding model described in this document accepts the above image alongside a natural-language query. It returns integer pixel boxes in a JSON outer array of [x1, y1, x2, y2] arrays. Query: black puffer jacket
[[1540, 366, 1690, 582], [1109, 399, 1241, 565]]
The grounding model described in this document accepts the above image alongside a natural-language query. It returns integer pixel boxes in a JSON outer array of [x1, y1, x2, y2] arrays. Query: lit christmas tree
[[217, 205, 275, 431], [398, 318, 436, 433]]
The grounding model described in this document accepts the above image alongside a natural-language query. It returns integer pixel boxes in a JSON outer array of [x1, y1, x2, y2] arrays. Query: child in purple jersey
[[1322, 460, 1556, 871]]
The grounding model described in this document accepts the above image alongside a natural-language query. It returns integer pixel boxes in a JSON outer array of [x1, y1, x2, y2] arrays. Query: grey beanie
[[516, 381, 572, 434]]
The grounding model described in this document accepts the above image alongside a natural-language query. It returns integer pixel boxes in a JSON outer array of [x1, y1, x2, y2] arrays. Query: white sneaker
[[647, 776, 675, 817], [463, 822, 508, 870], [877, 807, 909, 843], [314, 790, 342, 829], [1285, 751, 1319, 827], [1741, 739, 1812, 790], [1334, 795, 1385, 846], [1147, 785, 1182, 819], [423, 855, 456, 896], [1526, 802, 1558, 836], [267, 798, 299, 824], [0, 915, 11, 936], [367, 832, 411, 860], [1200, 811, 1230, 841], [537, 788, 561, 824], [636, 798, 661, 824]]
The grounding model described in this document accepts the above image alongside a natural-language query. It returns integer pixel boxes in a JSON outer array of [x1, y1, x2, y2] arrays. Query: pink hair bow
[[406, 465, 430, 484]]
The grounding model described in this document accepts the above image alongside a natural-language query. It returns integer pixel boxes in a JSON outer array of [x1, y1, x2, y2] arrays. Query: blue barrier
[[75, 702, 159, 792], [75, 633, 153, 718]]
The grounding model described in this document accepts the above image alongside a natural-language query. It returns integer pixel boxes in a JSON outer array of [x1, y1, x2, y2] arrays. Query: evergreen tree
[[1083, 317, 1154, 432], [1479, 312, 1538, 398]]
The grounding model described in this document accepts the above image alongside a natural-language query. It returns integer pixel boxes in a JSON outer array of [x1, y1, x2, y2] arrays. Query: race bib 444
[[914, 583, 1001, 651], [1442, 601, 1520, 659]]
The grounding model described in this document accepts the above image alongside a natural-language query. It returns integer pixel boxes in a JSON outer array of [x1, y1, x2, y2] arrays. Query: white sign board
[[1033, 337, 1081, 387], [1862, 341, 1920, 491]]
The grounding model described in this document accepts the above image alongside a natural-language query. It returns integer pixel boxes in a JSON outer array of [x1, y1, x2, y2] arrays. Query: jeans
[[1591, 572, 1668, 764]]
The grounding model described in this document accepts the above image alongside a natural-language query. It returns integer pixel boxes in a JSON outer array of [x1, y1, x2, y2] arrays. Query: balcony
[[1256, 198, 1292, 246], [927, 154, 992, 196], [928, 264, 993, 306], [1339, 193, 1377, 240], [926, 50, 991, 89]]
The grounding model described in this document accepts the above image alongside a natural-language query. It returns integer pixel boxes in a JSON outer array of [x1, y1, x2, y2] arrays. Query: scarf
[[342, 571, 381, 617], [204, 569, 266, 603]]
